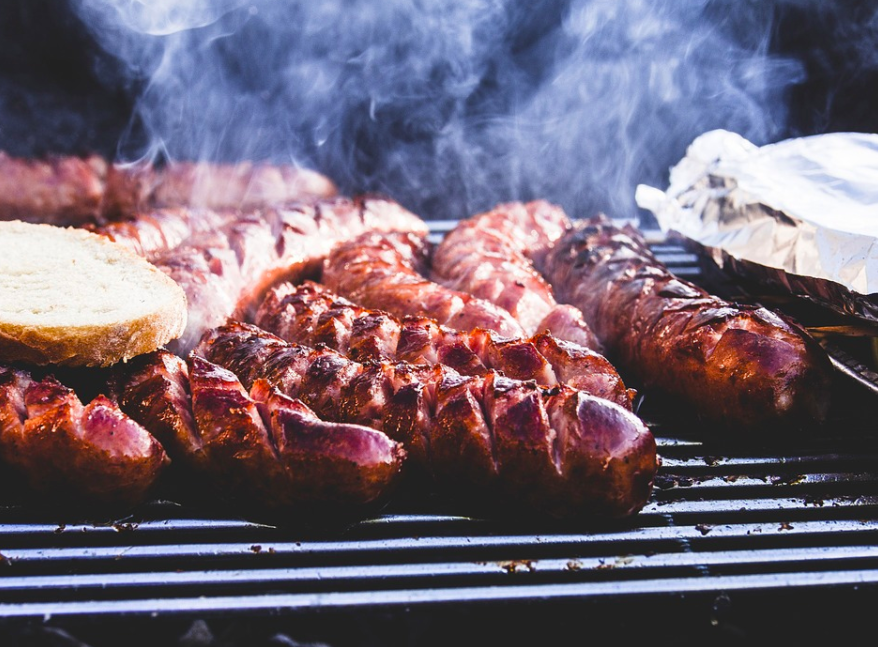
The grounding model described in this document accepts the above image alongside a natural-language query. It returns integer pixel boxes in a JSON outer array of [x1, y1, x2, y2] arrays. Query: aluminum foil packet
[[635, 129, 878, 323]]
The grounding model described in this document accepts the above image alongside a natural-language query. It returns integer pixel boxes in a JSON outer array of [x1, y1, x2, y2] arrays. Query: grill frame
[[1, 227, 877, 644]]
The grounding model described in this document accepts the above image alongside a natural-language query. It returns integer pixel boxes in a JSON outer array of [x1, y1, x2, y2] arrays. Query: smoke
[[69, 0, 812, 221]]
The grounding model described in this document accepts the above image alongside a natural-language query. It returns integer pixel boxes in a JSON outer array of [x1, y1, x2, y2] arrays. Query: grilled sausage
[[322, 231, 526, 338], [94, 196, 430, 356], [540, 215, 834, 432], [431, 200, 601, 350], [0, 152, 107, 225], [107, 350, 204, 470], [110, 350, 405, 522], [255, 281, 633, 409], [91, 207, 235, 257], [195, 321, 657, 520], [0, 151, 337, 225], [0, 365, 169, 509], [103, 160, 337, 217]]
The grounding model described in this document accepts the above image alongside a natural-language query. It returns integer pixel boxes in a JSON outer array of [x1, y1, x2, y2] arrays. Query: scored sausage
[[195, 320, 657, 520], [540, 215, 834, 432], [255, 280, 634, 410], [322, 231, 526, 338], [94, 196, 430, 356], [110, 349, 406, 522], [0, 365, 169, 509], [431, 200, 601, 350]]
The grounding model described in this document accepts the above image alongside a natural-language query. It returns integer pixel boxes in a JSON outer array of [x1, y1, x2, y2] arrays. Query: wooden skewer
[[805, 325, 878, 339]]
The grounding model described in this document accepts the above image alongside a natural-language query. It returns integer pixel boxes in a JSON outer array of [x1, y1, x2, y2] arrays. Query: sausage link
[[0, 151, 337, 225], [255, 280, 633, 409], [110, 350, 405, 522], [0, 365, 169, 509], [323, 231, 526, 338], [431, 200, 601, 350], [540, 216, 834, 432], [195, 321, 657, 520], [93, 196, 430, 356]]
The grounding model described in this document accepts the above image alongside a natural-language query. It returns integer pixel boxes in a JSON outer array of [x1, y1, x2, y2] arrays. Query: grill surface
[[1, 230, 877, 645]]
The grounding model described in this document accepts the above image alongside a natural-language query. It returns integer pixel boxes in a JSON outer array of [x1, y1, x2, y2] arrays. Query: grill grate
[[1, 234, 877, 644]]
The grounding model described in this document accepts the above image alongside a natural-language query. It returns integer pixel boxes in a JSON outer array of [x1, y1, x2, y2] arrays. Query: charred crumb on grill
[[112, 522, 138, 532], [498, 559, 535, 573]]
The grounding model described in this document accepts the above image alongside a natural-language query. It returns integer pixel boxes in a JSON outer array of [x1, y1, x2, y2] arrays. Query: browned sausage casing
[[323, 231, 526, 338], [0, 152, 107, 225], [110, 350, 405, 521], [103, 160, 337, 217], [195, 321, 657, 520], [541, 216, 834, 431], [94, 196, 430, 356], [430, 200, 601, 350], [0, 151, 338, 225], [255, 280, 633, 410], [0, 365, 169, 509]]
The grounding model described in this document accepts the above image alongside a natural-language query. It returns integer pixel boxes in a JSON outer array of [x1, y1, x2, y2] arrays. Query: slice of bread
[[0, 220, 187, 367]]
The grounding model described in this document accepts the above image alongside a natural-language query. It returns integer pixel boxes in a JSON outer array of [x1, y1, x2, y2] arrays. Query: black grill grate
[[1, 233, 877, 644]]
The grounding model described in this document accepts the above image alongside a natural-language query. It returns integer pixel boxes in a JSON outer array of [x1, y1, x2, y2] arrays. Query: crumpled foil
[[635, 129, 878, 323]]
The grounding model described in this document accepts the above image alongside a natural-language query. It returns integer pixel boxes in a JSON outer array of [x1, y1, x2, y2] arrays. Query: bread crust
[[0, 221, 187, 367]]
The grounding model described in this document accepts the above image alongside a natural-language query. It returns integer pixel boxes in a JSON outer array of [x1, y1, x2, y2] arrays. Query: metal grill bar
[[4, 544, 878, 593], [4, 568, 878, 619], [3, 518, 877, 563]]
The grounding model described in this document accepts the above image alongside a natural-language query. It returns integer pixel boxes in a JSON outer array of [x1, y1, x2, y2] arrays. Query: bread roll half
[[0, 220, 187, 367]]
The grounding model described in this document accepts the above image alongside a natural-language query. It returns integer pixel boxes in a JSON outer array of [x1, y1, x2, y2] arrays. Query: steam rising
[[73, 0, 808, 221]]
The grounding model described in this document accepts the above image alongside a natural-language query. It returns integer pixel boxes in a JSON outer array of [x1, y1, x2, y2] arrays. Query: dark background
[[1, 0, 876, 220]]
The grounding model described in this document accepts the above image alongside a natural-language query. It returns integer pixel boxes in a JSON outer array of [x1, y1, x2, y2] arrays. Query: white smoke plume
[[72, 0, 811, 222]]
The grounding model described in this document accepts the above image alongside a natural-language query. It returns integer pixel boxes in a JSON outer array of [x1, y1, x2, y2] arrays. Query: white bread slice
[[0, 220, 187, 367]]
